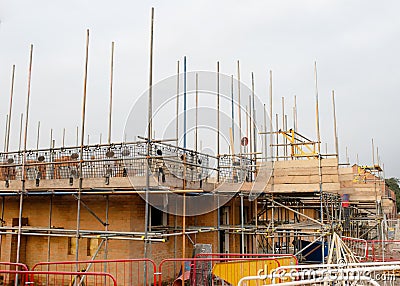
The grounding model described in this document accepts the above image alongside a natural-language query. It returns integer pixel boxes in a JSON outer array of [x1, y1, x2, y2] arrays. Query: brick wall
[[0, 194, 221, 270]]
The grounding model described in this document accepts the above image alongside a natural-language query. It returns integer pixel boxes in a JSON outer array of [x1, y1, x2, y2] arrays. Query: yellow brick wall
[[0, 194, 221, 270]]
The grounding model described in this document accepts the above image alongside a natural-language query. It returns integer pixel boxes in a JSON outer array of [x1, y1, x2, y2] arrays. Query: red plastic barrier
[[32, 258, 157, 285], [29, 270, 117, 286], [367, 240, 400, 262], [158, 257, 280, 286], [0, 269, 29, 285], [0, 269, 117, 286], [342, 237, 368, 261], [0, 262, 29, 271], [0, 262, 29, 285]]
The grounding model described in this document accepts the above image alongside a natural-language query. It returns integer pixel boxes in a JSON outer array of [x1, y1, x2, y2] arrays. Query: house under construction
[[0, 121, 395, 284], [0, 10, 398, 286]]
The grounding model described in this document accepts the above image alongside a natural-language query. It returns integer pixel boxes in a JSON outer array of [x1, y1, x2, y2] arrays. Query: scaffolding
[[0, 117, 394, 272], [0, 11, 397, 285]]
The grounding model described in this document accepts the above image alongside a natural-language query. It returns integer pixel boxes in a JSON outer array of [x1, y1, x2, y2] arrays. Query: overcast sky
[[0, 1, 399, 177]]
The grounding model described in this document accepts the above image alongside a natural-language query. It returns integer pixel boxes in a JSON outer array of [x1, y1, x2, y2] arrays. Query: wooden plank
[[337, 188, 353, 194], [352, 183, 384, 190], [264, 182, 340, 193], [273, 174, 339, 184], [338, 167, 353, 175], [273, 166, 338, 177], [274, 158, 338, 169], [273, 175, 339, 185], [348, 195, 381, 202], [352, 187, 383, 194], [338, 173, 354, 182], [340, 181, 353, 188], [346, 198, 379, 203]]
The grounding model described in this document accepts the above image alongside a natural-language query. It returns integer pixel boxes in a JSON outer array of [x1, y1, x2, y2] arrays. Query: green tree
[[385, 177, 400, 212]]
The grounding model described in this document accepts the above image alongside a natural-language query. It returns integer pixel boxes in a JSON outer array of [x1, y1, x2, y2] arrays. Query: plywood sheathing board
[[248, 158, 340, 194]]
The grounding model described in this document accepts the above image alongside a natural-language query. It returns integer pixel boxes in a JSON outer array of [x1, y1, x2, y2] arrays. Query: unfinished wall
[[0, 194, 220, 269]]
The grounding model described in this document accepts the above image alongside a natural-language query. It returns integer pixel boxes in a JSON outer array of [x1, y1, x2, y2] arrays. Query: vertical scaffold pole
[[240, 193, 245, 255], [104, 41, 114, 266], [76, 29, 90, 267], [263, 104, 267, 161], [314, 61, 324, 263], [0, 197, 4, 255], [237, 61, 242, 157], [18, 113, 23, 152], [231, 75, 234, 146], [47, 195, 53, 264], [36, 121, 41, 150], [269, 71, 273, 161], [314, 62, 321, 154], [248, 95, 252, 158], [108, 42, 115, 145], [176, 61, 179, 146], [251, 72, 256, 161], [104, 195, 109, 264], [183, 56, 187, 149], [195, 73, 199, 152], [15, 45, 33, 286], [3, 116, 8, 152], [281, 97, 285, 159], [217, 61, 220, 181], [275, 114, 279, 161], [294, 95, 298, 134], [62, 128, 66, 149], [144, 7, 155, 285], [332, 90, 339, 158], [6, 64, 15, 154]]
